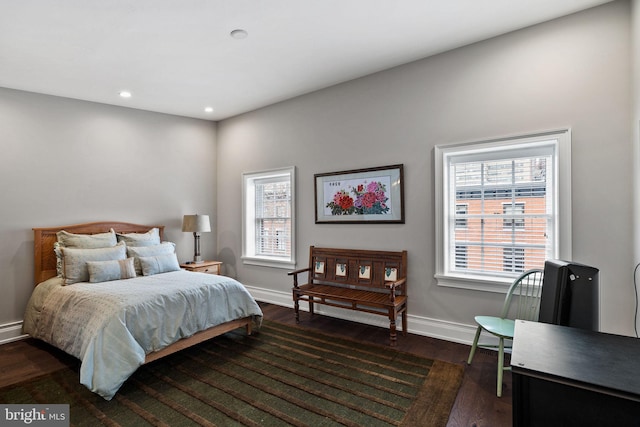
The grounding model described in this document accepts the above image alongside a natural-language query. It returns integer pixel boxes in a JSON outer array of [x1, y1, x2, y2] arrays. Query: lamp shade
[[182, 214, 211, 233]]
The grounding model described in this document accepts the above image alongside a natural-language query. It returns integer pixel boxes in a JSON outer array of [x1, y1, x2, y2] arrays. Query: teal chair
[[467, 269, 544, 397]]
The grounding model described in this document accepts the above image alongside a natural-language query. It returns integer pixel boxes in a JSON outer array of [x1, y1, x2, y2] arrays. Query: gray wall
[[0, 88, 218, 336], [217, 1, 634, 338], [633, 0, 640, 337]]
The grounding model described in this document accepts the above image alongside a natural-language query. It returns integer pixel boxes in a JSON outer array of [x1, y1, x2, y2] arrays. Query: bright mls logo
[[1, 404, 69, 426]]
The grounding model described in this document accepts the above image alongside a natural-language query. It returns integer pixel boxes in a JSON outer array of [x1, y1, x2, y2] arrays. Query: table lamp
[[182, 214, 211, 264]]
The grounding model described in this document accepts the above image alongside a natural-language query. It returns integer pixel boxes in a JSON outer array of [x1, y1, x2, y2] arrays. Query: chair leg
[[467, 325, 482, 365], [497, 337, 504, 397]]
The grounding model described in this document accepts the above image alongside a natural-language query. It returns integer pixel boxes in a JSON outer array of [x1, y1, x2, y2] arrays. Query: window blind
[[255, 178, 291, 257], [449, 152, 554, 278]]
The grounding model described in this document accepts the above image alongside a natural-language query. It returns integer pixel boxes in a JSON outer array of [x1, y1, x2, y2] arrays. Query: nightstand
[[180, 260, 222, 275]]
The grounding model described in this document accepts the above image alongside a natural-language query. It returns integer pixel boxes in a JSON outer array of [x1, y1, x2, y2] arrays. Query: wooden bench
[[288, 246, 408, 346]]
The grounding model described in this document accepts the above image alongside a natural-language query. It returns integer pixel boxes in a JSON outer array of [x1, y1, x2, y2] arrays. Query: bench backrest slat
[[308, 246, 407, 294]]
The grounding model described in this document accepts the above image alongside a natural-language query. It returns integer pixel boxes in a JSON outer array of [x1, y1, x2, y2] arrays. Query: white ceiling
[[0, 0, 613, 121]]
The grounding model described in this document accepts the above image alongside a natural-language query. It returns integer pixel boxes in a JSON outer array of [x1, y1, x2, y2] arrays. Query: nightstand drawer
[[180, 261, 222, 275]]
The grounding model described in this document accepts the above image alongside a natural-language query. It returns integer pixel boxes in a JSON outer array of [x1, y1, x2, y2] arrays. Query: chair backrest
[[500, 269, 544, 321]]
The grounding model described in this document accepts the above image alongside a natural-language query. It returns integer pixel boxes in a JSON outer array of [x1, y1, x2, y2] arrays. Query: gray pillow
[[139, 253, 180, 276], [61, 242, 127, 285], [116, 228, 161, 247], [126, 242, 176, 275], [57, 229, 117, 248], [54, 229, 117, 277], [86, 257, 136, 283]]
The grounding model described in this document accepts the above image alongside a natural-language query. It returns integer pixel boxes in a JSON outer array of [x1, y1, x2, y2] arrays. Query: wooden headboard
[[33, 221, 165, 285]]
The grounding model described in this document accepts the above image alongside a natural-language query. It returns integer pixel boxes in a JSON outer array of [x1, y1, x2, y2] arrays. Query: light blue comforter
[[23, 270, 263, 400]]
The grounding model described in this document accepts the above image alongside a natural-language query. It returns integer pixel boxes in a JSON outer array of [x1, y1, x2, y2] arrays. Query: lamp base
[[192, 233, 204, 264]]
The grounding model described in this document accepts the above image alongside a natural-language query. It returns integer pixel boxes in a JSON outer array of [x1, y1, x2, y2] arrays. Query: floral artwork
[[326, 180, 390, 216], [315, 165, 404, 224]]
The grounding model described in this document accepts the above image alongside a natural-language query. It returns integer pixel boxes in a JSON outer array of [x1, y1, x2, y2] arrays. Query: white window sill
[[435, 273, 513, 294], [242, 256, 296, 270]]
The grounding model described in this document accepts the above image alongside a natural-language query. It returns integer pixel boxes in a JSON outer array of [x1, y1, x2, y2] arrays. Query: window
[[455, 204, 468, 229], [435, 130, 571, 292], [242, 167, 296, 268], [503, 202, 525, 229], [503, 248, 525, 273], [455, 245, 468, 269]]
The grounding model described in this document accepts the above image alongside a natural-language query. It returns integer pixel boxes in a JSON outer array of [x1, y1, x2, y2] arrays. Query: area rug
[[0, 320, 463, 426]]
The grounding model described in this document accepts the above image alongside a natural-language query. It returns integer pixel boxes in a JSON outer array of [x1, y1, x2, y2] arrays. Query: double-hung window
[[242, 166, 296, 269], [435, 130, 571, 292]]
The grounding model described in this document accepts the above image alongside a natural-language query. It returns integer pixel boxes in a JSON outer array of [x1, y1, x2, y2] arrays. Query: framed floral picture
[[314, 164, 404, 224]]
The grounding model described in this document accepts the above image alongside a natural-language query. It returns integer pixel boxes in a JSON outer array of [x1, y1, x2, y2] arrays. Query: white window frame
[[242, 166, 296, 269], [434, 129, 572, 293]]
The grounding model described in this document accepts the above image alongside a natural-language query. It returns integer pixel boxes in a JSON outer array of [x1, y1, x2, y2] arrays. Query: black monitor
[[538, 259, 599, 331]]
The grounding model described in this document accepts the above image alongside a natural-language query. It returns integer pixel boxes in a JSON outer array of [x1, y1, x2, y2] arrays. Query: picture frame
[[314, 164, 404, 224]]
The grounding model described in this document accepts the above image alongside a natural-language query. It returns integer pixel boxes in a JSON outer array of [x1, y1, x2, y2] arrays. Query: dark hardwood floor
[[260, 303, 513, 427], [0, 302, 512, 426]]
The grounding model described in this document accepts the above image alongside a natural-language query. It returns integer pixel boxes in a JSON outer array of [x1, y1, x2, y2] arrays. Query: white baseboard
[[244, 284, 492, 346], [0, 321, 27, 345]]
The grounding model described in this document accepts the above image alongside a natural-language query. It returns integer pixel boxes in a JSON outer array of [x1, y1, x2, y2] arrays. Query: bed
[[23, 221, 263, 400]]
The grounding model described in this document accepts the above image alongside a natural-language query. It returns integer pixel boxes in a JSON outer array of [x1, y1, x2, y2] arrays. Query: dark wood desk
[[511, 320, 640, 427]]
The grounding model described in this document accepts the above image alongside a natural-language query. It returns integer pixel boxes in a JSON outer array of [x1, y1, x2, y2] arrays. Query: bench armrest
[[288, 267, 311, 288], [386, 277, 406, 303], [287, 267, 311, 276], [386, 277, 406, 289]]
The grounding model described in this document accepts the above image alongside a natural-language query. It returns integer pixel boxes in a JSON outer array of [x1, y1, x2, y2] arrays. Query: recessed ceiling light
[[204, 107, 214, 113], [230, 29, 248, 39], [119, 91, 132, 98]]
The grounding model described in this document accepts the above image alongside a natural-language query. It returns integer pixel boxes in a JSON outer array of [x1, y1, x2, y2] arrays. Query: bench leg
[[293, 291, 300, 324], [389, 311, 398, 347], [402, 307, 407, 336], [309, 296, 315, 316]]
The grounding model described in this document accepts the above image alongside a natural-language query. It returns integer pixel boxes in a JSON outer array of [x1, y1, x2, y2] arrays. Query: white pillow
[[127, 242, 176, 275], [86, 257, 136, 283], [56, 229, 117, 248], [139, 253, 180, 276], [54, 229, 117, 277], [61, 242, 127, 285], [116, 228, 161, 247]]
